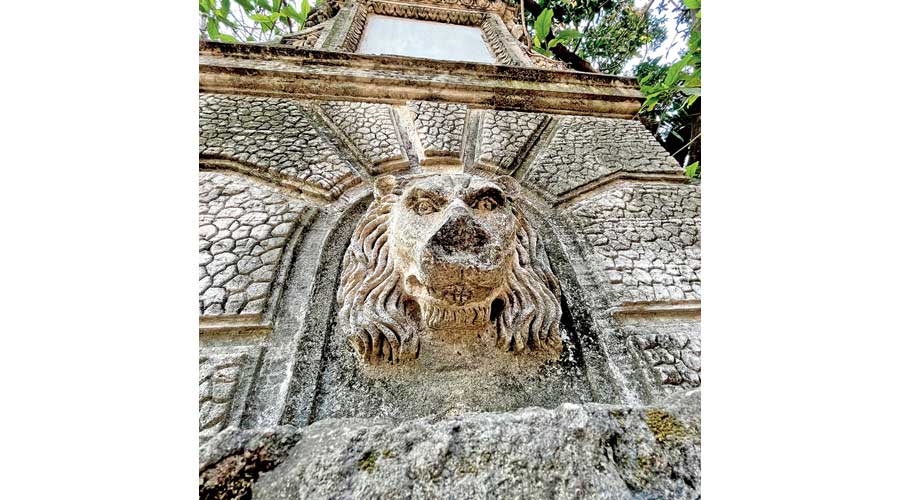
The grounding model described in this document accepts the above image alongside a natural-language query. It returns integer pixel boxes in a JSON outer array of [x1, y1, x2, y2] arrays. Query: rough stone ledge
[[200, 42, 641, 86], [199, 42, 644, 118], [611, 300, 701, 320], [200, 390, 700, 500]]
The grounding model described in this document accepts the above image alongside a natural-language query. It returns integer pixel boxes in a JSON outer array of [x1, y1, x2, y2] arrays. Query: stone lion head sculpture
[[337, 173, 562, 365]]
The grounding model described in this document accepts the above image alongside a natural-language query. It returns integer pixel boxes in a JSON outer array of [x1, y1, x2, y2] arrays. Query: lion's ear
[[374, 175, 397, 201], [493, 175, 521, 199]]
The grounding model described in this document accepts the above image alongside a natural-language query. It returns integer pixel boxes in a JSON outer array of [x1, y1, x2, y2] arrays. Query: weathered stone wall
[[198, 88, 700, 497], [199, 94, 362, 201], [198, 92, 699, 417], [564, 183, 701, 303], [199, 171, 317, 319]]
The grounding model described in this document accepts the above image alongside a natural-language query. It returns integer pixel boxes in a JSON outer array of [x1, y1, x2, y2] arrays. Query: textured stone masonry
[[409, 101, 467, 162], [199, 171, 316, 318], [624, 319, 701, 394], [319, 101, 406, 172], [477, 109, 546, 172], [200, 348, 259, 443], [199, 94, 360, 199], [525, 116, 682, 197], [565, 183, 701, 304]]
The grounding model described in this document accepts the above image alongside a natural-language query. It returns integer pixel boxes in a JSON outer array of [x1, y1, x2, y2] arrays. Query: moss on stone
[[358, 451, 378, 473], [645, 409, 690, 443]]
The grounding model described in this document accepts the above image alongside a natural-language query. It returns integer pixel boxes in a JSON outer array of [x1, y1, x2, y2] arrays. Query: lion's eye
[[473, 197, 498, 211], [414, 200, 437, 215]]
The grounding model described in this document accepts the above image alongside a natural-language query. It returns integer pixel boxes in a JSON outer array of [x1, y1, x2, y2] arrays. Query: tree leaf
[[535, 8, 553, 42], [206, 17, 220, 39], [684, 161, 700, 178], [683, 0, 701, 9], [556, 29, 582, 41], [283, 4, 302, 21], [219, 33, 238, 43], [250, 13, 279, 23], [234, 0, 253, 11], [664, 58, 688, 86], [297, 3, 309, 29]]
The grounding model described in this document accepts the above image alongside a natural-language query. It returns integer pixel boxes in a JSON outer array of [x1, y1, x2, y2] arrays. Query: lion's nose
[[427, 210, 488, 256]]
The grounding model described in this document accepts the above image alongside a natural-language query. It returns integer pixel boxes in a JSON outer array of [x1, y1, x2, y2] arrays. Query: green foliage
[[684, 161, 699, 178], [199, 0, 312, 42], [534, 8, 553, 45], [640, 0, 700, 112], [638, 0, 701, 175], [531, 0, 667, 74], [531, 8, 582, 57]]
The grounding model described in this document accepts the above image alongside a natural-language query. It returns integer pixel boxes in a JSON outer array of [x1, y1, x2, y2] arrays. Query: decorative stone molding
[[480, 12, 533, 67], [337, 173, 563, 365], [334, 0, 530, 66], [199, 43, 645, 118], [383, 0, 519, 21], [280, 23, 328, 49]]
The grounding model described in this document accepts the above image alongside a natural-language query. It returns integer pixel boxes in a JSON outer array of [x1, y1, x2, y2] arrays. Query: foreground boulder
[[201, 390, 699, 499]]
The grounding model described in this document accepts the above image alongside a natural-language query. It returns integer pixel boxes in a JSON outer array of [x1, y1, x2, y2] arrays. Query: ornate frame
[[327, 0, 532, 67]]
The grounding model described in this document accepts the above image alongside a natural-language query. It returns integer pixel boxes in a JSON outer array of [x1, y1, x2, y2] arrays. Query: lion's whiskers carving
[[337, 173, 562, 365]]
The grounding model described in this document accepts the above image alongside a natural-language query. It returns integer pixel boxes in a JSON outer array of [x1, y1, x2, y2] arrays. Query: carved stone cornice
[[344, 0, 518, 21], [199, 42, 645, 118]]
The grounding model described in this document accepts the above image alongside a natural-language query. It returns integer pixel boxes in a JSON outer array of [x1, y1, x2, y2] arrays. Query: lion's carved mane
[[337, 174, 562, 365]]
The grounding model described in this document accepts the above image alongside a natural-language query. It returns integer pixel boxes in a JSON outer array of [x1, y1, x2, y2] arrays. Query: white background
[[1, 1, 898, 497]]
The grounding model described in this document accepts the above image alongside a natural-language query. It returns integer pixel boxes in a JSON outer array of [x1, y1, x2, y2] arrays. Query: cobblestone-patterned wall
[[199, 171, 317, 318], [524, 117, 681, 197], [409, 101, 467, 162], [199, 347, 261, 443], [318, 101, 406, 172], [199, 94, 360, 199], [619, 317, 700, 398], [477, 110, 546, 172], [564, 183, 700, 304]]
